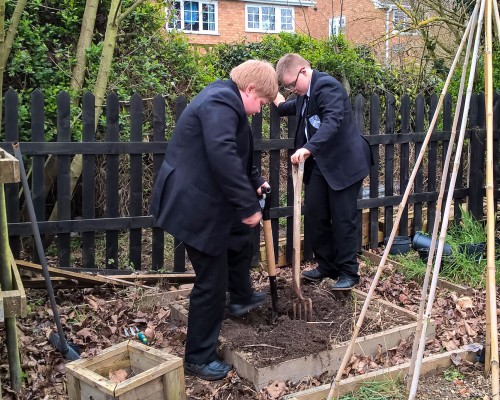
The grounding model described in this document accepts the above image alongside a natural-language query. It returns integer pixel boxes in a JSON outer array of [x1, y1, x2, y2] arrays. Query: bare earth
[[0, 255, 496, 399]]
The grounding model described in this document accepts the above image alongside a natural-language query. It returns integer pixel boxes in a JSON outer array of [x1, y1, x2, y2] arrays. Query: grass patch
[[393, 208, 500, 288], [339, 379, 405, 400]]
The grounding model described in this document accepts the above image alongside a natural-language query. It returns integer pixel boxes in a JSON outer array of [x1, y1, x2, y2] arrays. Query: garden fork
[[292, 161, 313, 321]]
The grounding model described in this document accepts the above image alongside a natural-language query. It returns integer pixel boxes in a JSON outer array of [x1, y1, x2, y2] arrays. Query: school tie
[[302, 95, 309, 142]]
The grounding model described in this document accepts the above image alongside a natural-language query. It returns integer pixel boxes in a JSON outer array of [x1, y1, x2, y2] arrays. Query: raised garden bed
[[170, 283, 434, 390]]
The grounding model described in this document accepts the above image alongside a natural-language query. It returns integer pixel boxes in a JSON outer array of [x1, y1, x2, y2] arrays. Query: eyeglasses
[[283, 68, 304, 91]]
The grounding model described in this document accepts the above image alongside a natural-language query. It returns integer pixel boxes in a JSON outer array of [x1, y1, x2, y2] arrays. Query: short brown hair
[[230, 60, 278, 102], [275, 54, 311, 84]]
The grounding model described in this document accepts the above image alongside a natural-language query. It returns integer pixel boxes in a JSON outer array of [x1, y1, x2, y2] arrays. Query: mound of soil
[[220, 282, 412, 367]]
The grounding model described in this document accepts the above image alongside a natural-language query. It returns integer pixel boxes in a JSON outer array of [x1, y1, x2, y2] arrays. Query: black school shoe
[[184, 360, 232, 381], [301, 266, 338, 282], [331, 277, 359, 290], [227, 291, 266, 317]]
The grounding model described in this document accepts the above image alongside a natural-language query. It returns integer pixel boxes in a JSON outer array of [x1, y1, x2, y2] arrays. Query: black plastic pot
[[458, 242, 486, 261], [384, 236, 411, 255], [412, 232, 452, 256], [417, 248, 430, 263]]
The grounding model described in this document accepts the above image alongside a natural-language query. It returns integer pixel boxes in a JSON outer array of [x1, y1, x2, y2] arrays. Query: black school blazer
[[278, 70, 371, 190], [150, 80, 264, 256]]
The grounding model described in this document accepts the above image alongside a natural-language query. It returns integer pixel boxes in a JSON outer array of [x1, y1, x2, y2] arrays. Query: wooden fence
[[1, 88, 499, 272]]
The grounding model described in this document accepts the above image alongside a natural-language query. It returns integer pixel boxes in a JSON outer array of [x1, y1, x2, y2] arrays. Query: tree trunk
[[48, 0, 145, 222], [70, 0, 99, 96], [0, 0, 27, 133], [2, 0, 26, 71]]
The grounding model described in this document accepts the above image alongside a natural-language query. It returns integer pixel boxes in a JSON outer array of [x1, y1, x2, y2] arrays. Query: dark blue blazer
[[150, 80, 264, 256], [277, 70, 371, 190]]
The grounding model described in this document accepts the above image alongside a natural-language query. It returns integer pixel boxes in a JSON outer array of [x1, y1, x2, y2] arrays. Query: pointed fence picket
[[0, 89, 498, 272]]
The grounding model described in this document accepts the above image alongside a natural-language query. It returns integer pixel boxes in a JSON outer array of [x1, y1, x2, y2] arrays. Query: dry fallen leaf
[[456, 296, 474, 311], [451, 352, 463, 366], [109, 369, 128, 383], [266, 381, 287, 398], [145, 327, 155, 339]]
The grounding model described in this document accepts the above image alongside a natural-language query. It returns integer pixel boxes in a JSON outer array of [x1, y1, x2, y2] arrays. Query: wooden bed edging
[[284, 348, 478, 399]]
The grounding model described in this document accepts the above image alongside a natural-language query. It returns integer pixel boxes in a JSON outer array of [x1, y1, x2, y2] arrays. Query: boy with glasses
[[274, 53, 372, 290]]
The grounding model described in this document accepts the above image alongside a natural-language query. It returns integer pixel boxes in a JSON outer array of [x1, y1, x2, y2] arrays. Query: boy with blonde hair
[[151, 60, 277, 381]]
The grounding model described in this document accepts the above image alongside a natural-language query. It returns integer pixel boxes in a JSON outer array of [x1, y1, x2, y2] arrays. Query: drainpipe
[[385, 5, 395, 65]]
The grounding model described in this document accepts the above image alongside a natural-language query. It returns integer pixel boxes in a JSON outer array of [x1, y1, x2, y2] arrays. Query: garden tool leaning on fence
[[12, 143, 80, 361], [260, 186, 278, 323], [292, 161, 312, 321]]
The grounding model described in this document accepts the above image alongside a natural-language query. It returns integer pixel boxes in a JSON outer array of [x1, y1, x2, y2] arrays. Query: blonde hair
[[276, 54, 311, 84], [230, 60, 278, 101]]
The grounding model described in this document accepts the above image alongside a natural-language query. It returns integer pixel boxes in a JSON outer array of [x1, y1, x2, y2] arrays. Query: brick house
[[165, 0, 421, 64]]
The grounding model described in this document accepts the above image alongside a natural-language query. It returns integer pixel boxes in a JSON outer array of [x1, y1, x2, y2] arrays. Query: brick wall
[[165, 0, 423, 64]]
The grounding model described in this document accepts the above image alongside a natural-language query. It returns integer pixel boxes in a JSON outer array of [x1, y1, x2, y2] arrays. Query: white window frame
[[392, 8, 416, 35], [166, 0, 219, 35], [328, 15, 346, 38], [245, 4, 295, 33]]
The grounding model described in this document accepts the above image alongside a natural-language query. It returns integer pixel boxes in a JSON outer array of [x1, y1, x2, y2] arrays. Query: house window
[[328, 16, 346, 37], [167, 1, 218, 34], [245, 4, 294, 33], [393, 9, 415, 34]]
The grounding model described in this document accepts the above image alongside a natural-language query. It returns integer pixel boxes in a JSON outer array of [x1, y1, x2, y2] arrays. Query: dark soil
[[221, 281, 413, 367]]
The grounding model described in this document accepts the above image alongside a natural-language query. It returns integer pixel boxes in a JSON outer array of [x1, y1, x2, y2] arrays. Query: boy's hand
[[291, 148, 311, 164], [273, 92, 286, 107], [242, 211, 262, 227]]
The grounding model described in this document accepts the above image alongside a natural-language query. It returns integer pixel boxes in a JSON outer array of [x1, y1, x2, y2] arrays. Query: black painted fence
[[1, 88, 499, 272]]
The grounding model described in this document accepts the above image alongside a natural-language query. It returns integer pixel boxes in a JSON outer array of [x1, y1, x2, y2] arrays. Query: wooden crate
[[65, 341, 185, 400]]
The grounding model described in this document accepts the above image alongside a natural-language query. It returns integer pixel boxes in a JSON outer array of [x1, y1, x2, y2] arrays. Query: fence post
[[427, 94, 438, 231], [286, 115, 297, 263], [56, 91, 71, 268], [173, 96, 187, 273], [269, 105, 281, 263], [468, 93, 485, 220], [413, 94, 425, 233], [129, 93, 143, 270], [368, 93, 380, 248], [384, 93, 395, 237], [31, 89, 45, 264], [354, 94, 365, 251], [399, 94, 410, 236], [82, 92, 96, 269], [151, 94, 166, 271], [251, 111, 263, 267], [105, 92, 120, 268]]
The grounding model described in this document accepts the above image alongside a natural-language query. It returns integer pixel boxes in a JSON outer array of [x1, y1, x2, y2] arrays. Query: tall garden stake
[[325, 3, 480, 397], [406, 2, 479, 388], [408, 0, 488, 397], [482, 0, 499, 392], [12, 143, 80, 361]]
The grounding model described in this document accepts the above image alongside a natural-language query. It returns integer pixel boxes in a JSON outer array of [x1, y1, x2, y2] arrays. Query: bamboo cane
[[406, 2, 480, 390], [407, 3, 486, 398], [483, 0, 499, 396], [324, 8, 477, 399], [485, 0, 500, 380], [492, 0, 500, 42], [0, 185, 21, 393]]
